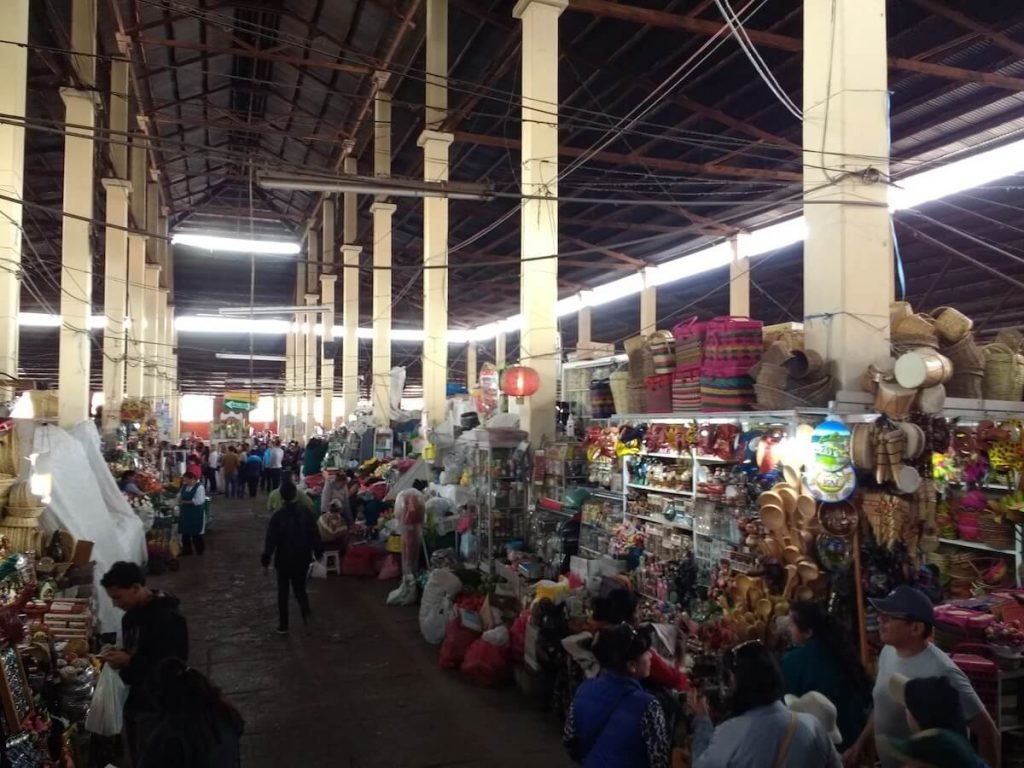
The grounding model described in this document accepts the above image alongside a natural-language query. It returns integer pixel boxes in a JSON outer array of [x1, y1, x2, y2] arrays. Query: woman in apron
[[179, 472, 208, 556]]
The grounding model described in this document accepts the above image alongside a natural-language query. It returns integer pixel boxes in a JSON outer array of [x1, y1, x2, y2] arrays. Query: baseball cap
[[869, 585, 935, 626], [889, 674, 967, 734], [879, 728, 978, 768], [784, 692, 842, 744]]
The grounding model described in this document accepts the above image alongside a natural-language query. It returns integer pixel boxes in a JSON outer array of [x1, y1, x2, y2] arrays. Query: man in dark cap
[[841, 586, 998, 768]]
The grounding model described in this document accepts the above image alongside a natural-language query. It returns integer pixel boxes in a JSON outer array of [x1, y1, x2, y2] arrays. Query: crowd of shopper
[[564, 583, 997, 768]]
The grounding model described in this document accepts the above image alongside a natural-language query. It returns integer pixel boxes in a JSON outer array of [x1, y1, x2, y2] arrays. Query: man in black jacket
[[100, 561, 189, 765], [262, 482, 323, 634]]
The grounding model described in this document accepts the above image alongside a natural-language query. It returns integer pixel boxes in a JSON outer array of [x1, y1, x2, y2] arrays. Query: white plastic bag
[[85, 664, 128, 736], [308, 558, 328, 579]]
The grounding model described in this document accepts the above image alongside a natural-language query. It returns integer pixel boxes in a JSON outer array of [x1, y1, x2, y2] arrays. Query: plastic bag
[[308, 558, 328, 579], [342, 545, 379, 577], [85, 664, 128, 736], [377, 556, 401, 580], [439, 619, 479, 669], [461, 637, 512, 686]]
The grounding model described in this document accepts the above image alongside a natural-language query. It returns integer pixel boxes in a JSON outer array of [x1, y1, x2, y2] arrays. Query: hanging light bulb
[[28, 451, 52, 505]]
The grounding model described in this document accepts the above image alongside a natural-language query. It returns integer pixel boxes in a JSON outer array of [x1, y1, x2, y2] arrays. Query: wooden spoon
[[783, 545, 802, 565], [795, 585, 815, 602], [797, 560, 820, 584], [760, 504, 787, 534], [797, 495, 816, 527], [782, 464, 800, 488], [757, 598, 773, 621]]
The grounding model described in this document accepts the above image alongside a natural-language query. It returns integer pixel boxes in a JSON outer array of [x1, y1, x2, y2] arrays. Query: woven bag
[[645, 374, 673, 414], [672, 317, 707, 371], [703, 317, 763, 377], [983, 343, 1024, 401], [931, 307, 973, 344]]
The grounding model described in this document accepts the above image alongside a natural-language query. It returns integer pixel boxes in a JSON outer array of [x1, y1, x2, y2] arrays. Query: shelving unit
[[463, 429, 529, 572], [561, 354, 627, 421]]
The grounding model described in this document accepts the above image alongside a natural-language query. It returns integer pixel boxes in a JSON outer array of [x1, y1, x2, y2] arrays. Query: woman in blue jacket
[[564, 623, 670, 767]]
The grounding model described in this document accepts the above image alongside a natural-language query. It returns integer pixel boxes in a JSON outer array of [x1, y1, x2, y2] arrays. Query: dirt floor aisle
[[148, 493, 570, 768]]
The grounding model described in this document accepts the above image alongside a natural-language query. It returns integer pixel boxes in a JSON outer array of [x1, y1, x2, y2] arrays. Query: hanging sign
[[223, 391, 259, 413], [804, 420, 856, 502]]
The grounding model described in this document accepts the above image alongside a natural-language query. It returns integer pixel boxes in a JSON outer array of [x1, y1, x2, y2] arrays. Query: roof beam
[[565, 0, 1024, 92], [136, 36, 371, 75], [454, 131, 802, 182], [908, 0, 1024, 59]]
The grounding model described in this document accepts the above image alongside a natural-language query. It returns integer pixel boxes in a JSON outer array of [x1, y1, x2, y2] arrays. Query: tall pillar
[[803, 0, 892, 389], [58, 88, 99, 428], [129, 129, 147, 232], [371, 203, 396, 425], [0, 1, 27, 401], [728, 236, 750, 317], [143, 264, 161, 400], [304, 293, 319, 435], [109, 51, 129, 180], [515, 0, 566, 446], [496, 333, 507, 369], [419, 0, 453, 427], [284, 331, 296, 438], [101, 179, 131, 436], [146, 179, 160, 270], [125, 234, 147, 398], [167, 301, 179, 440], [640, 277, 657, 336], [466, 343, 478, 389], [371, 73, 394, 427], [320, 198, 335, 428], [578, 306, 592, 348], [342, 156, 360, 422], [157, 288, 170, 406], [320, 273, 337, 428]]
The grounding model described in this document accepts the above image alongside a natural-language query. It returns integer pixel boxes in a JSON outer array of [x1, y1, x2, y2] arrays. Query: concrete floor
[[150, 493, 570, 768]]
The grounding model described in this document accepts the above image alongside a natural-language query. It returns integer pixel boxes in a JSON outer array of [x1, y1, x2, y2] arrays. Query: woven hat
[[784, 692, 842, 744]]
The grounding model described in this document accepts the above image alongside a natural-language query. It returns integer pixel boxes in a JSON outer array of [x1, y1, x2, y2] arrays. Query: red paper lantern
[[500, 365, 541, 401]]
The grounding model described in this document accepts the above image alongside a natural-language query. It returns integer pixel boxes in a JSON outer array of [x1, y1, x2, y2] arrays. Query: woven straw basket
[[5, 505, 44, 520], [0, 517, 41, 553], [983, 343, 1024, 401], [0, 474, 14, 508], [931, 307, 973, 344]]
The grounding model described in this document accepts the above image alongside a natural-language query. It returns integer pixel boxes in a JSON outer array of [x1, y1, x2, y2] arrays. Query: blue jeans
[[224, 472, 240, 498]]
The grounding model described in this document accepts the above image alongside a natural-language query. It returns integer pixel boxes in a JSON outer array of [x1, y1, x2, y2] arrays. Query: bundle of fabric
[[700, 375, 756, 411]]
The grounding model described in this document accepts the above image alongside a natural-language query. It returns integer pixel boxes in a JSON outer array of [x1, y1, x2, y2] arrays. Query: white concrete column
[[101, 179, 131, 435], [342, 155, 360, 422], [130, 130, 147, 233], [0, 1, 27, 401], [167, 301, 179, 440], [420, 0, 453, 427], [320, 273, 337, 428], [109, 53, 129, 180], [58, 88, 99, 429], [146, 179, 160, 270], [341, 244, 360, 420], [371, 203, 396, 425], [640, 277, 657, 336], [157, 288, 170, 406], [321, 198, 335, 428], [803, 0, 892, 389], [371, 75, 394, 427], [578, 306, 592, 348], [125, 234, 146, 399], [515, 0, 566, 446], [304, 292, 318, 435], [143, 264, 161, 400], [729, 236, 750, 317], [495, 333, 507, 369], [466, 344, 478, 389], [284, 330, 296, 439]]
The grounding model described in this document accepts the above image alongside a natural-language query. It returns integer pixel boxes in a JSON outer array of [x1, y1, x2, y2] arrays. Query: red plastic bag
[[342, 544, 379, 577], [439, 619, 479, 669], [461, 638, 512, 686], [510, 610, 530, 663], [377, 554, 401, 580]]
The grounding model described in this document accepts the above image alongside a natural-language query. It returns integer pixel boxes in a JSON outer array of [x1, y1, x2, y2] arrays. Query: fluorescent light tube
[[215, 353, 288, 362], [171, 233, 300, 255]]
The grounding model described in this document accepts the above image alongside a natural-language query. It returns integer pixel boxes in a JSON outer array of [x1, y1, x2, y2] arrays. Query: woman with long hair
[[691, 641, 841, 767], [782, 601, 871, 752], [139, 658, 243, 768]]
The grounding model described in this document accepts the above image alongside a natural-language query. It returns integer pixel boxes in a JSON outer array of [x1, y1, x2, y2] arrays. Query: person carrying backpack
[[260, 482, 323, 634]]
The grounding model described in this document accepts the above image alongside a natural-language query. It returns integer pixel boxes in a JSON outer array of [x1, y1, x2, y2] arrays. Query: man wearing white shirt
[[268, 440, 285, 490], [207, 447, 221, 495]]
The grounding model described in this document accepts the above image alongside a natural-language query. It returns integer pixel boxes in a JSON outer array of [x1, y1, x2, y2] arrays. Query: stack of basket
[[753, 343, 834, 409], [671, 318, 706, 411], [0, 479, 44, 554], [982, 335, 1024, 402]]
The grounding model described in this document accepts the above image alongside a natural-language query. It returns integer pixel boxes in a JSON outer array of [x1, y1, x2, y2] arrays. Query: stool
[[322, 550, 341, 575]]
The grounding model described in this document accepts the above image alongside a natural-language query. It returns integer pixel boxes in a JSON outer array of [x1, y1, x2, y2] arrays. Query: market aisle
[[150, 494, 571, 768]]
